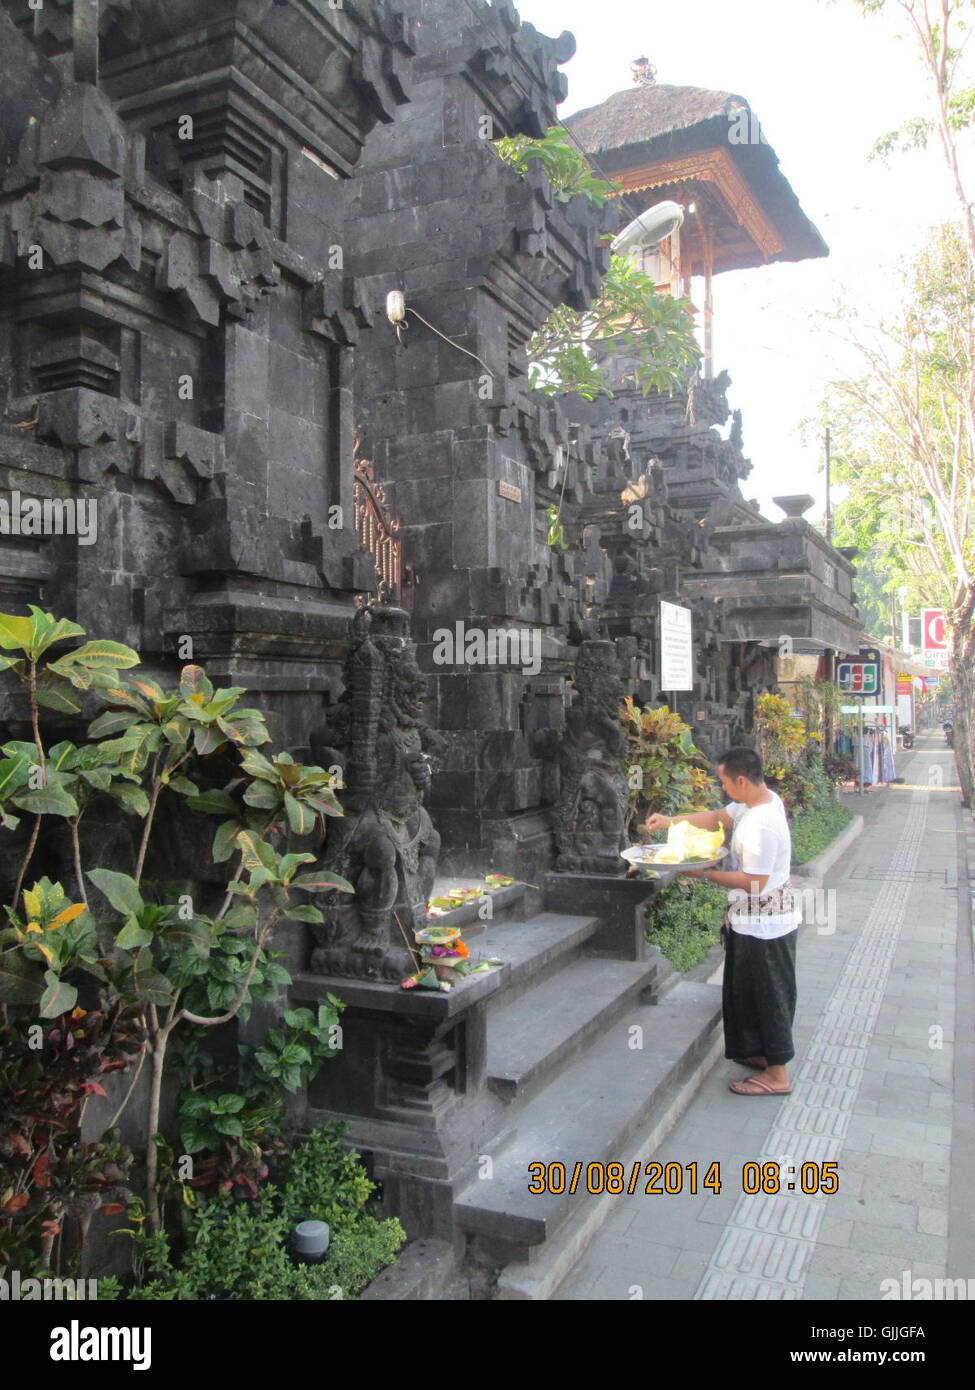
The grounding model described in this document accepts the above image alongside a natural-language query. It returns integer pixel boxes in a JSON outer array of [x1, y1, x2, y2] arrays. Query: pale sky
[[514, 0, 970, 519]]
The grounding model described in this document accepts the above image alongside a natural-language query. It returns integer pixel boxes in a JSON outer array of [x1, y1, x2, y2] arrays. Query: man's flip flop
[[729, 1077, 792, 1097]]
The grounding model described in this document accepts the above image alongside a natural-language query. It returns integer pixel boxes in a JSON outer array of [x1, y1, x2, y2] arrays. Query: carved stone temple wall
[[0, 0, 413, 761], [0, 1, 864, 1250]]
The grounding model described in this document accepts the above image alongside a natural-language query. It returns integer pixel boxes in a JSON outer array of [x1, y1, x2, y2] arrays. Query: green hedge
[[790, 798, 854, 867], [645, 879, 726, 973]]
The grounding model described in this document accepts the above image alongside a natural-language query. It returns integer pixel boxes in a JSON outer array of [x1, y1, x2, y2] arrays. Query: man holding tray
[[645, 746, 799, 1098]]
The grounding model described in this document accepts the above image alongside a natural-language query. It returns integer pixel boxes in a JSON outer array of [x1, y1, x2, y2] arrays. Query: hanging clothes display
[[880, 727, 896, 783], [856, 728, 874, 786]]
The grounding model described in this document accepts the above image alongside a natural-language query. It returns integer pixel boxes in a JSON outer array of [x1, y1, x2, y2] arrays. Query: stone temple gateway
[[0, 0, 862, 1289]]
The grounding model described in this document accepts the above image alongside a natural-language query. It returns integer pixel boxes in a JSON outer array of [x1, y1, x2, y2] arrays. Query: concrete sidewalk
[[553, 732, 975, 1300]]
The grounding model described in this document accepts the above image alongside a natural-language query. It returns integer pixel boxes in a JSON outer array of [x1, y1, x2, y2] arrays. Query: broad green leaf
[[284, 904, 324, 924], [304, 791, 344, 819], [54, 640, 139, 670], [0, 951, 45, 1002], [0, 751, 33, 801], [212, 1115, 244, 1138], [124, 726, 162, 774], [179, 666, 214, 705], [115, 917, 154, 950], [284, 792, 316, 836], [215, 716, 245, 745], [0, 613, 37, 652], [239, 749, 277, 781], [39, 970, 78, 1018], [179, 1122, 212, 1155], [28, 611, 85, 658], [160, 714, 192, 746], [235, 831, 265, 872], [159, 918, 214, 954], [14, 780, 79, 818], [88, 709, 142, 740], [129, 950, 177, 1005], [22, 884, 43, 920], [205, 689, 247, 716], [107, 783, 151, 818], [187, 789, 239, 817], [217, 1094, 246, 1114], [220, 904, 258, 930], [193, 724, 226, 757], [279, 852, 316, 878], [290, 871, 355, 894], [245, 866, 276, 894], [212, 819, 242, 864], [128, 677, 165, 705], [88, 868, 145, 918], [35, 680, 82, 716], [166, 777, 199, 797], [97, 684, 153, 716], [242, 781, 279, 810]]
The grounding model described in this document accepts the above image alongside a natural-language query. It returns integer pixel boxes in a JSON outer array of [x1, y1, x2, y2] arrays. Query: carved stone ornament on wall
[[309, 604, 443, 981], [553, 639, 630, 874]]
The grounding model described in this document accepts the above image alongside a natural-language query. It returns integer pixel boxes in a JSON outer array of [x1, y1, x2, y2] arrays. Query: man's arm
[[646, 807, 734, 834], [698, 867, 769, 893]]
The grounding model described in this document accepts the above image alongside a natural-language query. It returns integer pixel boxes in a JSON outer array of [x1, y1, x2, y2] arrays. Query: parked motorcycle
[[900, 727, 915, 749]]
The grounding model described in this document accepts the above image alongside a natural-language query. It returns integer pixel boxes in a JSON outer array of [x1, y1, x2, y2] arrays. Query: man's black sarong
[[722, 926, 798, 1067]]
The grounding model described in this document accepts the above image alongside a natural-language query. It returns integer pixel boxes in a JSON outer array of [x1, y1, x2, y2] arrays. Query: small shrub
[[790, 801, 854, 867], [621, 700, 719, 835], [645, 879, 726, 973], [110, 1125, 405, 1301]]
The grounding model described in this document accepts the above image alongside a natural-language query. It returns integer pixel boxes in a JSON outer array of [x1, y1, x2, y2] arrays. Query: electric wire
[[401, 308, 494, 377]]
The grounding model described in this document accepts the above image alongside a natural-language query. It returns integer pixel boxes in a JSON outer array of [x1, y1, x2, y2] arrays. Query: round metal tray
[[621, 845, 729, 872]]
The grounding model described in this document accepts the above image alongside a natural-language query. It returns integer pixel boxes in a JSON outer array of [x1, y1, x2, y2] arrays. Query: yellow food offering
[[654, 822, 724, 863]]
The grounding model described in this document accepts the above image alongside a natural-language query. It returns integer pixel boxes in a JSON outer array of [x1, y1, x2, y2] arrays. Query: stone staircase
[[294, 876, 723, 1300], [448, 887, 723, 1299]]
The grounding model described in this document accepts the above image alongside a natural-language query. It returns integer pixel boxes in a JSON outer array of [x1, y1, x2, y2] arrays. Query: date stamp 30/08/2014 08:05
[[527, 1161, 839, 1197]]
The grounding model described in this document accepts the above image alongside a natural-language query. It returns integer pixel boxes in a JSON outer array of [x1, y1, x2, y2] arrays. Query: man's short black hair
[[718, 746, 765, 784]]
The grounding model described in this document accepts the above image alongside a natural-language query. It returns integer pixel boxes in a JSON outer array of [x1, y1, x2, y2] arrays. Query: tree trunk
[[950, 589, 975, 812], [145, 1031, 169, 1237]]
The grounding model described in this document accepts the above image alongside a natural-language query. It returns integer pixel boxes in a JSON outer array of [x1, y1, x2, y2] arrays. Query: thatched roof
[[565, 84, 828, 267], [567, 85, 748, 152]]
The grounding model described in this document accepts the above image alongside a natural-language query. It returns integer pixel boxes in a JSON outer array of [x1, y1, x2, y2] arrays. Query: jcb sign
[[837, 658, 878, 695]]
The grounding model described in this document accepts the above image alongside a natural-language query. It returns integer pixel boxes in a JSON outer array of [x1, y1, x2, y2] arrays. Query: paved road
[[554, 732, 975, 1301]]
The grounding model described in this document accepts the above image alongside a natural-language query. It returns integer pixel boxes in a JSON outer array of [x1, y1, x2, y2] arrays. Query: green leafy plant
[[754, 693, 806, 784], [251, 1001, 344, 1095], [495, 128, 700, 400], [645, 879, 726, 973], [621, 698, 719, 835], [109, 1127, 405, 1300], [0, 608, 354, 1235], [526, 254, 700, 401], [0, 1002, 141, 1276], [496, 125, 617, 206]]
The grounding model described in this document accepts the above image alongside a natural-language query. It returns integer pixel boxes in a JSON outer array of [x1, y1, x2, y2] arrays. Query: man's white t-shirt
[[723, 791, 800, 940]]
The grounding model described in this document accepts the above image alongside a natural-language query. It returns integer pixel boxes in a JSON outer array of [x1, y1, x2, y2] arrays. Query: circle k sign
[[921, 608, 947, 651]]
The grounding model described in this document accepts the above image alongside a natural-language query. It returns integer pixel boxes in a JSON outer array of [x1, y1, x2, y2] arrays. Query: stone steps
[[486, 955, 657, 1105], [452, 979, 722, 1277], [464, 911, 600, 1003]]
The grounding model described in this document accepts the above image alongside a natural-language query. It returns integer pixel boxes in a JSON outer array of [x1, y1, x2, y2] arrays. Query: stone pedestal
[[292, 968, 507, 1240]]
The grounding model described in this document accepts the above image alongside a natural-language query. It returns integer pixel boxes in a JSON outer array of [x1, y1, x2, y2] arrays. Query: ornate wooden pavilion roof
[[564, 84, 828, 275]]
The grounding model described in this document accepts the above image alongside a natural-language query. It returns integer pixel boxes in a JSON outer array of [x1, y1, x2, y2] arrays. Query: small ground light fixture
[[293, 1220, 330, 1263]]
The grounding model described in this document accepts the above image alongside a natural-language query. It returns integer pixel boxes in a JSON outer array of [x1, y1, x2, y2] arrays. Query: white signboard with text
[[660, 601, 694, 692]]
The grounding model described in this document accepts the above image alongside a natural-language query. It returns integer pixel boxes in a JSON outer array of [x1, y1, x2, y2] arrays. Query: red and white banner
[[921, 608, 947, 651]]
